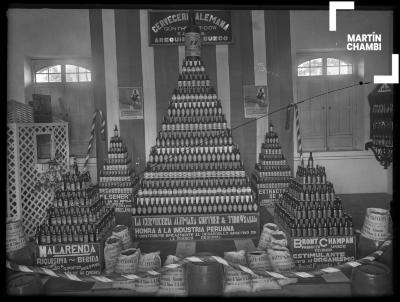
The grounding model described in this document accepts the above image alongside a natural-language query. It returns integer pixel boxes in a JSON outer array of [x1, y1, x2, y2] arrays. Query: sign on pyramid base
[[132, 212, 260, 241]]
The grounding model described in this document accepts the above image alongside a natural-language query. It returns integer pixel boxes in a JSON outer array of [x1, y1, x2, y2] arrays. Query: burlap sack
[[270, 230, 288, 248], [258, 223, 279, 250], [246, 250, 273, 272], [267, 245, 295, 272], [361, 208, 390, 241], [112, 225, 133, 250], [104, 235, 123, 274], [223, 250, 252, 294], [114, 248, 140, 274], [251, 276, 281, 292], [135, 276, 160, 293], [158, 255, 187, 296], [137, 251, 162, 272]]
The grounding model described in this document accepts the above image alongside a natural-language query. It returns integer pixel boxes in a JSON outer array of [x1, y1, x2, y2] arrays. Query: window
[[65, 65, 92, 82], [297, 58, 353, 76], [35, 65, 62, 83], [34, 64, 91, 83], [296, 53, 362, 152]]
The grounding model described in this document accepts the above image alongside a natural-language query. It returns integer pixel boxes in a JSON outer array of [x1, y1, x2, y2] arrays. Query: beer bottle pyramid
[[274, 153, 354, 238], [36, 167, 116, 245], [252, 123, 292, 208], [134, 10, 258, 216], [99, 125, 140, 212]]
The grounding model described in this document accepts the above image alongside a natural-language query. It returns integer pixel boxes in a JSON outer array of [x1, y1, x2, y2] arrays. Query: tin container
[[351, 262, 392, 296]]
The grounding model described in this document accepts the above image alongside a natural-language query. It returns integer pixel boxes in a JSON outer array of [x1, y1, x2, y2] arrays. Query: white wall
[[7, 9, 97, 179], [7, 9, 92, 103], [290, 10, 393, 194]]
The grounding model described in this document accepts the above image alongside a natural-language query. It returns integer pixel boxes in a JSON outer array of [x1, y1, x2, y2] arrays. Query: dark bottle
[[322, 221, 328, 237], [185, 10, 201, 58], [302, 222, 308, 237]]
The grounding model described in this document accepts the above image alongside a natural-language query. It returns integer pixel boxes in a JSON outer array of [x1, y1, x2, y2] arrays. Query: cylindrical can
[[187, 261, 223, 296], [351, 262, 392, 296]]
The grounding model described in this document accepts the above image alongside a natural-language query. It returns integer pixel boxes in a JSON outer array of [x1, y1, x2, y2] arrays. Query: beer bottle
[[322, 221, 328, 237], [73, 227, 79, 243], [79, 227, 84, 243], [302, 222, 308, 237], [89, 225, 95, 242], [83, 226, 89, 243], [312, 222, 318, 237]]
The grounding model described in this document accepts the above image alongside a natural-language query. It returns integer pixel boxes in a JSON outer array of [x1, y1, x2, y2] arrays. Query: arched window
[[35, 65, 62, 83], [326, 58, 352, 75], [34, 64, 91, 83], [65, 64, 91, 82], [297, 58, 353, 77], [297, 58, 323, 76]]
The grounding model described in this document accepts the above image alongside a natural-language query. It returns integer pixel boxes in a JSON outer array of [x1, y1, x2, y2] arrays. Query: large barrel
[[351, 262, 392, 296], [187, 260, 223, 296]]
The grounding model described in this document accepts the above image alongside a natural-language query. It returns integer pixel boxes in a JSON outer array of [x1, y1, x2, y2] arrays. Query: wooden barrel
[[7, 273, 43, 295], [351, 262, 392, 296], [187, 260, 223, 296]]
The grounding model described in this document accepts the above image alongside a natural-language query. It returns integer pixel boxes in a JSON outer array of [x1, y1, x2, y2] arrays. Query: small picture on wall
[[243, 85, 269, 118], [119, 87, 144, 119]]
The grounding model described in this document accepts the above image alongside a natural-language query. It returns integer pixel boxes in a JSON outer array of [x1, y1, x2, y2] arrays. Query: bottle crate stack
[[273, 153, 356, 270], [252, 123, 291, 209], [34, 169, 115, 276], [99, 126, 140, 213]]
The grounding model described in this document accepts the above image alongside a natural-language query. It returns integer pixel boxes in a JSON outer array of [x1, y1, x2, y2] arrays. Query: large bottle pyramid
[[274, 153, 354, 238], [134, 11, 258, 216], [252, 123, 292, 208], [99, 126, 140, 213]]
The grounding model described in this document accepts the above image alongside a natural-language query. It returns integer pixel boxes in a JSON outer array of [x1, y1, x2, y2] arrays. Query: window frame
[[32, 59, 92, 84], [297, 56, 354, 77], [294, 51, 363, 154]]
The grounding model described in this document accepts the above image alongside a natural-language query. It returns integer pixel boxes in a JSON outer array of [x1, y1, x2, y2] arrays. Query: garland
[[6, 237, 391, 283]]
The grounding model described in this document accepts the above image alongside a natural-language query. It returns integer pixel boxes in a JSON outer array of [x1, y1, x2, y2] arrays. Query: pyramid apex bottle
[[185, 10, 201, 58]]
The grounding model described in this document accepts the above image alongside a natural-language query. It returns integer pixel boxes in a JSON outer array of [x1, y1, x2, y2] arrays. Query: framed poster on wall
[[119, 87, 144, 120], [243, 85, 269, 118]]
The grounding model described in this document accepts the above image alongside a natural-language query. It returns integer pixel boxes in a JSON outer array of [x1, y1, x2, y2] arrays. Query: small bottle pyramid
[[134, 11, 258, 216], [35, 166, 116, 245], [274, 152, 354, 238], [99, 125, 140, 213], [252, 123, 291, 208]]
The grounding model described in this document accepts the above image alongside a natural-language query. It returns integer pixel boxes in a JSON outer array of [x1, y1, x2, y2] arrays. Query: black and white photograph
[[5, 2, 396, 297]]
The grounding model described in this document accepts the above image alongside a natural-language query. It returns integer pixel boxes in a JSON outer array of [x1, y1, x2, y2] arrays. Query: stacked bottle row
[[274, 153, 354, 237], [35, 167, 115, 245], [139, 54, 257, 215], [252, 124, 292, 208], [369, 96, 393, 147], [98, 126, 140, 208]]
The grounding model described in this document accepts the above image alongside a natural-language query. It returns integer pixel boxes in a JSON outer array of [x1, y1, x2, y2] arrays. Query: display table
[[6, 193, 392, 296]]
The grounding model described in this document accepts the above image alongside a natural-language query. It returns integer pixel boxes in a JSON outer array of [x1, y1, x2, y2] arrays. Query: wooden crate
[[7, 100, 34, 123], [7, 122, 69, 237]]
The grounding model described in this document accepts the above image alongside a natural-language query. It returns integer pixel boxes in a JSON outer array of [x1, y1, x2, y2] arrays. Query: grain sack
[[104, 236, 123, 274], [137, 251, 162, 272], [223, 250, 252, 294], [158, 255, 187, 296], [112, 225, 133, 250], [135, 276, 160, 293], [114, 248, 140, 274], [258, 223, 279, 250], [361, 208, 390, 241], [267, 245, 295, 272], [251, 276, 281, 292], [270, 230, 288, 248], [246, 250, 273, 272]]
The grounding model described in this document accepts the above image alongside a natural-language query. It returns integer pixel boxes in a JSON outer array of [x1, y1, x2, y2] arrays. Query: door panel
[[297, 77, 326, 151], [327, 77, 354, 150]]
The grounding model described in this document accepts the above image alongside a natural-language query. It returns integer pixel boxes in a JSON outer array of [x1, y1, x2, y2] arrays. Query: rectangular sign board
[[101, 192, 133, 213], [289, 235, 357, 271], [132, 213, 259, 241], [35, 242, 103, 276], [148, 10, 232, 46]]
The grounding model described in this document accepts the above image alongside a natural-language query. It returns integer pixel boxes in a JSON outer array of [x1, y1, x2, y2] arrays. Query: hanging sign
[[148, 10, 232, 46], [243, 85, 269, 118], [132, 213, 259, 241]]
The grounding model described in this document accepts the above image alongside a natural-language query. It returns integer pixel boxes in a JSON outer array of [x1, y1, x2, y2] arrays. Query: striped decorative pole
[[84, 109, 106, 171], [294, 103, 303, 158]]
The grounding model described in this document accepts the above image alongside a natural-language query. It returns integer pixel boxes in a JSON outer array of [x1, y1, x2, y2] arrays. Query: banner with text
[[149, 10, 232, 46], [132, 213, 259, 241]]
